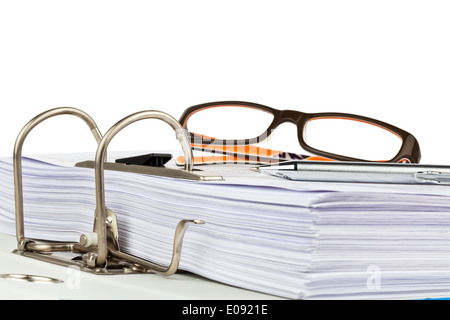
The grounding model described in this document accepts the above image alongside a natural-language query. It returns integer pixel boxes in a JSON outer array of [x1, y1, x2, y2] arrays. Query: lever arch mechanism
[[13, 107, 205, 275]]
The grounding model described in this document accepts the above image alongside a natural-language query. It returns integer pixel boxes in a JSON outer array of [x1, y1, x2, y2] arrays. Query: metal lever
[[109, 219, 204, 276]]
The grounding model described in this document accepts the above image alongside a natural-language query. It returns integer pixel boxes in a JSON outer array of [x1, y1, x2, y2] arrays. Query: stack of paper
[[306, 192, 450, 299], [1, 154, 450, 299]]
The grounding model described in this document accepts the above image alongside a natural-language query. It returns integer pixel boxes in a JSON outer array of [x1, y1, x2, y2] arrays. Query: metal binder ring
[[94, 110, 194, 267], [13, 107, 103, 248]]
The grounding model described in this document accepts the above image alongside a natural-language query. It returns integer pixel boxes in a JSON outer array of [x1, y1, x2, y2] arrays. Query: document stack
[[1, 153, 450, 300]]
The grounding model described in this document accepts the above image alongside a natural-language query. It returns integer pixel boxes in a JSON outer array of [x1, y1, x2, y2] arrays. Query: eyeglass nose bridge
[[263, 110, 309, 149], [267, 110, 307, 140], [274, 110, 306, 126]]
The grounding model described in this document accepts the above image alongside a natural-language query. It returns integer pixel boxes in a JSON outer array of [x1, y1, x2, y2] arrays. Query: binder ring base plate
[[12, 248, 157, 275]]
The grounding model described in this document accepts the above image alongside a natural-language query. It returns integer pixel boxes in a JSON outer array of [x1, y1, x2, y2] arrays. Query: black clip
[[115, 153, 173, 167]]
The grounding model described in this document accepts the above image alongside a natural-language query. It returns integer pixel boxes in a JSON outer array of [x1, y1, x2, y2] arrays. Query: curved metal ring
[[13, 107, 102, 247], [93, 110, 194, 266]]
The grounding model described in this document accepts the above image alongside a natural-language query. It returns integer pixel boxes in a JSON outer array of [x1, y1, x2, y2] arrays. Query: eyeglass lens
[[186, 106, 274, 140], [304, 118, 402, 161]]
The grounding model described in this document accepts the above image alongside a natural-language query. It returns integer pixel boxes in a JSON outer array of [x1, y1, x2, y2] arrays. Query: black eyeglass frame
[[179, 101, 421, 163]]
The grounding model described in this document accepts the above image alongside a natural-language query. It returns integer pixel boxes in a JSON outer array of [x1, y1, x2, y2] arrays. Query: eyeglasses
[[179, 101, 421, 164]]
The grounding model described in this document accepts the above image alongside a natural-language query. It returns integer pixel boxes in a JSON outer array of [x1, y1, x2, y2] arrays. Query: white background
[[1, 1, 449, 163]]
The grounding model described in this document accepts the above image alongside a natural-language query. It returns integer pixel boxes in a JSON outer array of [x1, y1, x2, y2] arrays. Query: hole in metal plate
[[0, 273, 63, 284]]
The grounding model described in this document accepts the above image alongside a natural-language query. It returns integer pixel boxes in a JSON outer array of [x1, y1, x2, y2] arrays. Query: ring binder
[[12, 108, 208, 275]]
